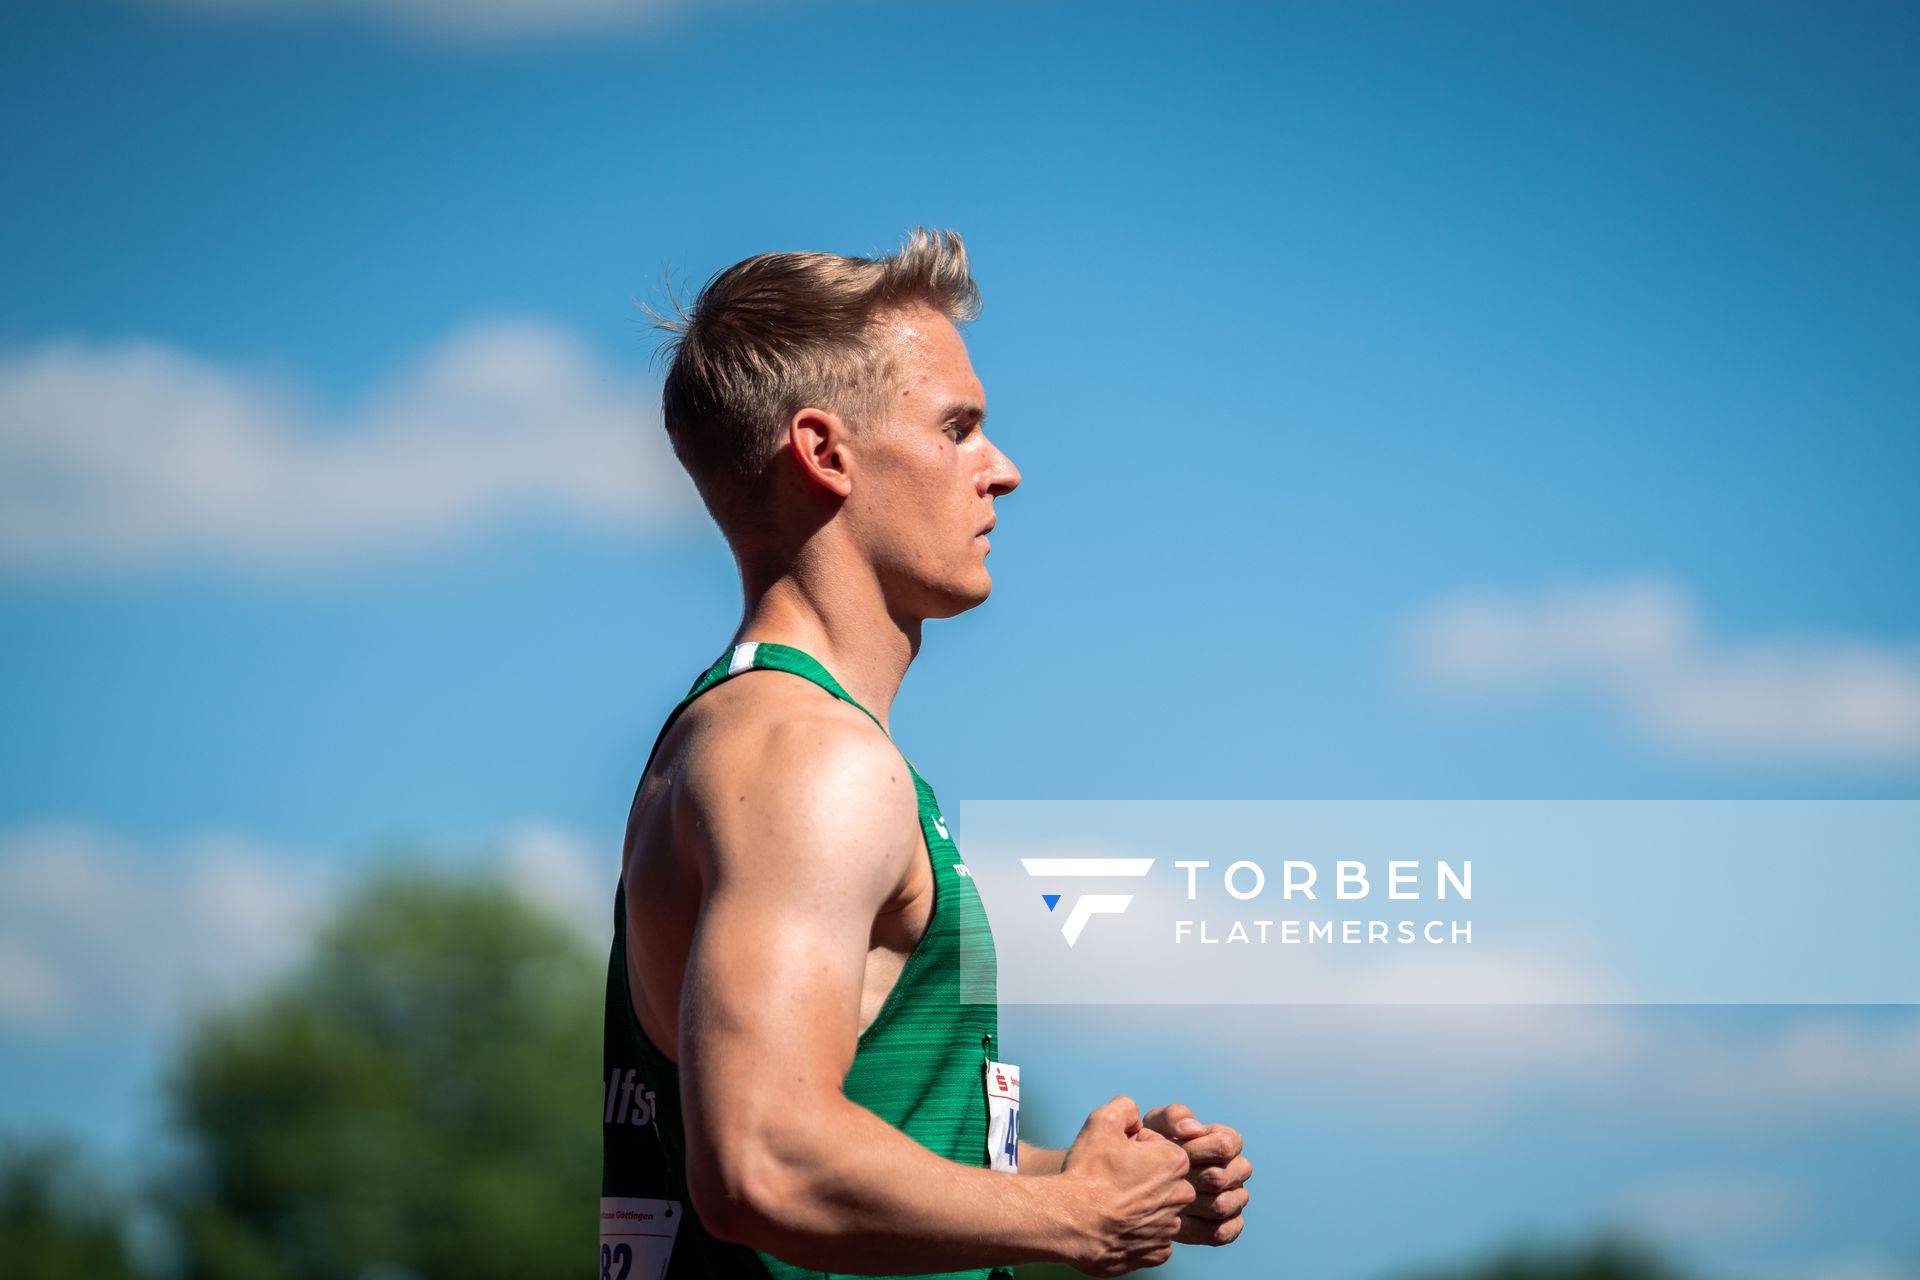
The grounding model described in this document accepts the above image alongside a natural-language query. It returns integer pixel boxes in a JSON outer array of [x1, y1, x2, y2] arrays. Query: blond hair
[[651, 228, 980, 528]]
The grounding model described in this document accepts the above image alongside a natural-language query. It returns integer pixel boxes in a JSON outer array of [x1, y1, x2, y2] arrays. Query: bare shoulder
[[671, 674, 920, 898]]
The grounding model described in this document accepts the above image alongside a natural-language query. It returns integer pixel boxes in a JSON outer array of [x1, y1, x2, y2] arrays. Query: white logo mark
[[1020, 858, 1155, 947]]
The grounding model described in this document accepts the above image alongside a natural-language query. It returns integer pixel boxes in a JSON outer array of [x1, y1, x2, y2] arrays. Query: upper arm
[[672, 706, 920, 1222]]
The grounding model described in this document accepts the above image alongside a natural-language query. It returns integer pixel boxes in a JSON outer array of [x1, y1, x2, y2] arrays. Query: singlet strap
[[684, 641, 888, 737], [622, 641, 906, 844]]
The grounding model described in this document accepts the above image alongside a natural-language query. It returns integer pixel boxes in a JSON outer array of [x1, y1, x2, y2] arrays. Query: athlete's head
[[656, 228, 1020, 618]]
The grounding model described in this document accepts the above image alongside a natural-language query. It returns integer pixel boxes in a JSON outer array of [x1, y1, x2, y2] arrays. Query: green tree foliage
[[165, 870, 602, 1280], [0, 1137, 144, 1280]]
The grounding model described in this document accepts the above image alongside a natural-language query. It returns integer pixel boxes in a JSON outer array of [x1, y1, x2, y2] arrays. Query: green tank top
[[601, 641, 1011, 1280]]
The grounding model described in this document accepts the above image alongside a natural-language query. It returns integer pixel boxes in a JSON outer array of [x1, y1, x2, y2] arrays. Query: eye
[[945, 421, 975, 441]]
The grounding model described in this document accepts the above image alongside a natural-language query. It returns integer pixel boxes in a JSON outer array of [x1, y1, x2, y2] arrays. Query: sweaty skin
[[619, 306, 1248, 1274]]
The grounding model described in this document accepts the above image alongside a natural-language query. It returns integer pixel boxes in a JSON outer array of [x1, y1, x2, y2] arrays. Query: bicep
[[680, 867, 871, 1102], [674, 722, 917, 1202]]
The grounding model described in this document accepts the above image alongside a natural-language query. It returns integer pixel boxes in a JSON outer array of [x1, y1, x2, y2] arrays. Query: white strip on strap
[[727, 642, 760, 675]]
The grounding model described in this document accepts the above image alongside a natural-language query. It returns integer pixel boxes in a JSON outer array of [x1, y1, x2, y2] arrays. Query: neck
[[731, 543, 922, 731]]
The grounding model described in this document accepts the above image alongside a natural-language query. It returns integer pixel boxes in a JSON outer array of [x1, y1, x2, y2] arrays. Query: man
[[601, 230, 1252, 1279]]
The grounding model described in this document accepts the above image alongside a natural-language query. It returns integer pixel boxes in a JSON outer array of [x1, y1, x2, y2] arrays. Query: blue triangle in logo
[[1042, 893, 1061, 912]]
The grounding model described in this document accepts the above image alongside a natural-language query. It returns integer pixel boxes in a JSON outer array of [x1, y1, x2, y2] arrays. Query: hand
[[1059, 1095, 1197, 1275], [1139, 1102, 1251, 1247]]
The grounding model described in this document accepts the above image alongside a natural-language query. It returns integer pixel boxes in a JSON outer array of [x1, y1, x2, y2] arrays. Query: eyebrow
[[938, 401, 988, 427]]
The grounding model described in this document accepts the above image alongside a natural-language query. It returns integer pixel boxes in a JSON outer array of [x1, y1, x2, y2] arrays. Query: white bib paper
[[984, 1058, 1021, 1173], [599, 1196, 681, 1280]]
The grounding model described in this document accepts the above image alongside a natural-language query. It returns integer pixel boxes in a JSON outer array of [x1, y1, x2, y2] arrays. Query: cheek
[[862, 442, 972, 556]]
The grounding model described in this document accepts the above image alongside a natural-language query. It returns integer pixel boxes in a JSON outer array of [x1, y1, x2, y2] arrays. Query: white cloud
[[0, 826, 326, 1037], [1609, 1174, 1807, 1241], [1203, 1004, 1648, 1129], [0, 319, 696, 571], [154, 0, 772, 38], [1230, 1006, 1920, 1131], [1033, 992, 1920, 1135], [1407, 578, 1920, 765], [501, 821, 616, 944], [0, 822, 615, 1039], [1659, 1014, 1920, 1123]]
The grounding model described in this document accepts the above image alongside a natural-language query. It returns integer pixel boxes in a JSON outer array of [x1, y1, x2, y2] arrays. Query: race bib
[[598, 1196, 681, 1280], [984, 1058, 1021, 1173]]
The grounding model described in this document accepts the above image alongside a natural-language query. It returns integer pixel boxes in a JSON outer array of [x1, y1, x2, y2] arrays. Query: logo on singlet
[[603, 1067, 657, 1127]]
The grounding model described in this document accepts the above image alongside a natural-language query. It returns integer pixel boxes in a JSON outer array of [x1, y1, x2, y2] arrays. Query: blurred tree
[[165, 869, 601, 1280], [0, 1136, 144, 1280]]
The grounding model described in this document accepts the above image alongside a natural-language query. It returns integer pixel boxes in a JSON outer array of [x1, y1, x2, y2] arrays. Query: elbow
[[687, 1140, 814, 1251]]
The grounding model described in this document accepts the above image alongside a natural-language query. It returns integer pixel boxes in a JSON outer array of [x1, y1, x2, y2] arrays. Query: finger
[[1180, 1123, 1244, 1165], [1130, 1125, 1175, 1148], [1097, 1094, 1141, 1134], [1183, 1186, 1249, 1223], [1176, 1212, 1247, 1248], [1136, 1131, 1194, 1187], [1140, 1101, 1208, 1140], [1191, 1154, 1253, 1193]]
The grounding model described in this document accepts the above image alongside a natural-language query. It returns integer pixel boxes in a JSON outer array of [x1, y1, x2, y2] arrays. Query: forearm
[[699, 1095, 1093, 1274], [1017, 1140, 1068, 1175]]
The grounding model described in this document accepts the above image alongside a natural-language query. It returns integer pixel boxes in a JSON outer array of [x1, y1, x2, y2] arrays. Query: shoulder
[[673, 674, 920, 893]]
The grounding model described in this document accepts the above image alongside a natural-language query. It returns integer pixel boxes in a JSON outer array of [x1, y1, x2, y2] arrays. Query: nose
[[982, 431, 1021, 497]]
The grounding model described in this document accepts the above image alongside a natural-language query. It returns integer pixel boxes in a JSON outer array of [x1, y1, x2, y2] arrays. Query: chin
[[922, 573, 994, 619]]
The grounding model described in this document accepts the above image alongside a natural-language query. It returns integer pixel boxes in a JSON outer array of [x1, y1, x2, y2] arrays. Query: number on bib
[[984, 1058, 1022, 1174]]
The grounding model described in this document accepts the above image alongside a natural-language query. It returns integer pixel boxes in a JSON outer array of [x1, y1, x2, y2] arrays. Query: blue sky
[[3, 1, 1918, 1277]]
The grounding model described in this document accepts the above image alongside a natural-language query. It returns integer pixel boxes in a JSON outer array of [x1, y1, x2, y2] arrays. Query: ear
[[788, 406, 855, 498]]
